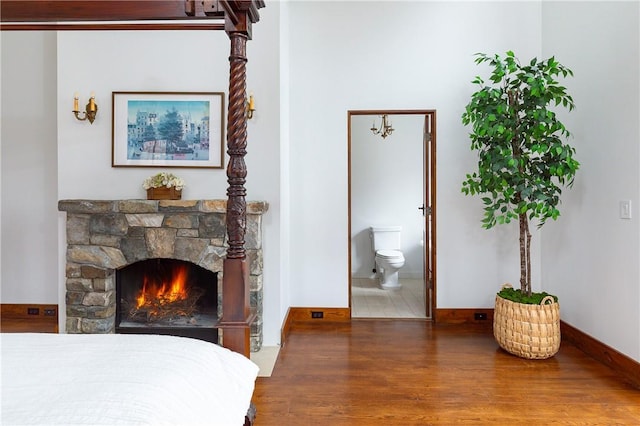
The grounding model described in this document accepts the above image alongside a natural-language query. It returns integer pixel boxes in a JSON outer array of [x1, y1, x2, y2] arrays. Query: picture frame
[[112, 91, 225, 168]]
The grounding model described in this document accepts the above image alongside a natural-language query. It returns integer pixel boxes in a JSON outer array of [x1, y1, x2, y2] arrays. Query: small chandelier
[[371, 114, 394, 139]]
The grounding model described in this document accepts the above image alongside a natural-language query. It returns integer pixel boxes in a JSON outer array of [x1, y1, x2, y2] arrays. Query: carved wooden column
[[219, 6, 257, 358]]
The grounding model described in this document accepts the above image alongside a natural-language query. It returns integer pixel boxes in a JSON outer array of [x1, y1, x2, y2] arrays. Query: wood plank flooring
[[253, 320, 640, 425]]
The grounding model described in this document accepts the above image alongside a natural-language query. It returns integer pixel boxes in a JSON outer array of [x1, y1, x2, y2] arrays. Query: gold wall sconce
[[371, 114, 394, 139], [73, 92, 98, 124], [246, 93, 255, 119]]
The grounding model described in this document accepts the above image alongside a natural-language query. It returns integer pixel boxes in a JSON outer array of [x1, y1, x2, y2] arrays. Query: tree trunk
[[519, 213, 532, 296]]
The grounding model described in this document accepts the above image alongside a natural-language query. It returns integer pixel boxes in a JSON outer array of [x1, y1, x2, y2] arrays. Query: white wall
[[56, 30, 230, 201], [541, 1, 640, 360], [351, 114, 424, 279], [1, 31, 58, 303], [278, 2, 292, 321], [287, 1, 542, 308]]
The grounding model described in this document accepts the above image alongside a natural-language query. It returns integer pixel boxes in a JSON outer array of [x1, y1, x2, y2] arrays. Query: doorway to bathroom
[[348, 110, 436, 320]]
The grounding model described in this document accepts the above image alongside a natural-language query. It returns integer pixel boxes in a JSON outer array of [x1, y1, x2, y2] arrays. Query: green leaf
[[461, 50, 576, 249]]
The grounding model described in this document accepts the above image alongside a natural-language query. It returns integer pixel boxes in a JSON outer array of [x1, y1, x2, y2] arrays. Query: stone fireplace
[[58, 199, 268, 352]]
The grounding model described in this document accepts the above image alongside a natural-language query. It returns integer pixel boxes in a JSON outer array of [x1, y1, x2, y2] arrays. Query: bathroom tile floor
[[351, 278, 427, 318]]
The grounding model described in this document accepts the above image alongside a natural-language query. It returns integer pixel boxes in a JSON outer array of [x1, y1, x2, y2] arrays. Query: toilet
[[370, 226, 405, 290]]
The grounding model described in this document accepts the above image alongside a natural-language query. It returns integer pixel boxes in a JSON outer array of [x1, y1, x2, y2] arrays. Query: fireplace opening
[[116, 259, 218, 344]]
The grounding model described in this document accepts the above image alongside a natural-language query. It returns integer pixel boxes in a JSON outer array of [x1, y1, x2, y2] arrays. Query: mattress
[[1, 333, 259, 425]]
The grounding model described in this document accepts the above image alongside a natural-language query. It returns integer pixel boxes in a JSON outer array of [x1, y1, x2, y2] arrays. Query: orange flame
[[135, 264, 189, 308]]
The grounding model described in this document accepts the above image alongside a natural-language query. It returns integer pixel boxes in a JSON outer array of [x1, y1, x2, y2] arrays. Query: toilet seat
[[376, 249, 404, 259]]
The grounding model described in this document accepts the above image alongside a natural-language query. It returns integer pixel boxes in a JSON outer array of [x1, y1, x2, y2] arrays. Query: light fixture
[[371, 114, 394, 139], [73, 92, 98, 124], [246, 92, 255, 119]]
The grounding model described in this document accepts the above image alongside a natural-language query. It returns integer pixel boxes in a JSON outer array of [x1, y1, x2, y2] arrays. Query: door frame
[[347, 109, 437, 319]]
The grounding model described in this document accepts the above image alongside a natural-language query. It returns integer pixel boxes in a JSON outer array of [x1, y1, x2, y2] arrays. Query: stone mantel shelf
[[58, 199, 269, 215]]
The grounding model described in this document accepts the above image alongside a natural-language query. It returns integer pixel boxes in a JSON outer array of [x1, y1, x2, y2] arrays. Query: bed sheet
[[1, 333, 258, 425]]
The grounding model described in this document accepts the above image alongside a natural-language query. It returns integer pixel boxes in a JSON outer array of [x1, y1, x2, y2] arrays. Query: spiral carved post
[[226, 33, 249, 261], [220, 31, 254, 357]]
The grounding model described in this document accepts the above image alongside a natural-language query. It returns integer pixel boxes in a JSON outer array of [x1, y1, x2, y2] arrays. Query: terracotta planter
[[146, 187, 182, 200]]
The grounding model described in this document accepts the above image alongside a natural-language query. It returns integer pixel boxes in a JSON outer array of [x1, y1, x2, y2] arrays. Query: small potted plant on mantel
[[461, 51, 579, 359], [143, 172, 185, 200]]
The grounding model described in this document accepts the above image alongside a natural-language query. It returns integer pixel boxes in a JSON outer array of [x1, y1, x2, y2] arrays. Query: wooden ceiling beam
[[1, 1, 196, 23], [1, 1, 264, 33]]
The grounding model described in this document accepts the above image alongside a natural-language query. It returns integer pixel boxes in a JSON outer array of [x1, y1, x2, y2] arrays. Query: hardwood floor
[[253, 320, 640, 425]]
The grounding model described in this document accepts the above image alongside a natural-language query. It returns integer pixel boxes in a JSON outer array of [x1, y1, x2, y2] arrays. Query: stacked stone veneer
[[58, 199, 268, 352]]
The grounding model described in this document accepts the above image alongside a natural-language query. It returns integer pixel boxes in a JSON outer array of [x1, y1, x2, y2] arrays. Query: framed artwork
[[112, 91, 224, 168]]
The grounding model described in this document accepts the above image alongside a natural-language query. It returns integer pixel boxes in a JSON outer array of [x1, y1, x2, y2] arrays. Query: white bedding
[[1, 333, 259, 426]]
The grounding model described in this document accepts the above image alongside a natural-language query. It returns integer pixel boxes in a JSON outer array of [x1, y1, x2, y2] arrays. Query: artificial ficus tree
[[461, 51, 579, 298]]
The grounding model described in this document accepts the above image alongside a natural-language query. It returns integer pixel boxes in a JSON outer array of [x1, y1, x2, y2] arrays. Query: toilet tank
[[370, 226, 402, 251]]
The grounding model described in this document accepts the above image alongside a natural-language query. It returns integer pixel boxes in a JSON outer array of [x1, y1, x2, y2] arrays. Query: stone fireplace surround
[[58, 199, 268, 352]]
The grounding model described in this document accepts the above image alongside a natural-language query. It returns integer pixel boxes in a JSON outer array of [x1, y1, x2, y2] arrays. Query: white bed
[[1, 333, 259, 426]]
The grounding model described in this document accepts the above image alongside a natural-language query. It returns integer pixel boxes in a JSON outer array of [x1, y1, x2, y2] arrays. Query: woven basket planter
[[493, 292, 560, 360], [146, 187, 182, 200]]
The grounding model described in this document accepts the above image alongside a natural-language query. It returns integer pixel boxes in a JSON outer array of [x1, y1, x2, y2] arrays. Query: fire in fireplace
[[116, 259, 218, 344]]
